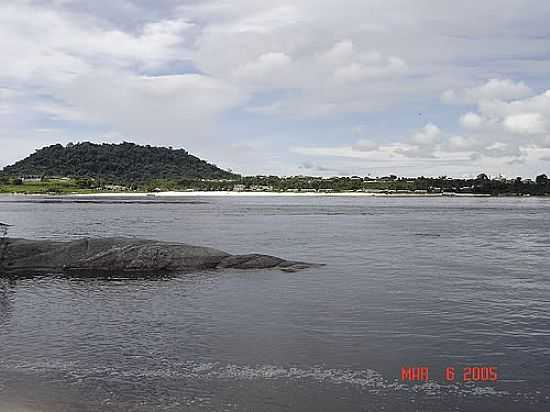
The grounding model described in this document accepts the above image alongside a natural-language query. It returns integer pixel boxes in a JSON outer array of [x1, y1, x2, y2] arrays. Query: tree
[[75, 178, 95, 189], [1, 142, 240, 186], [536, 174, 548, 185]]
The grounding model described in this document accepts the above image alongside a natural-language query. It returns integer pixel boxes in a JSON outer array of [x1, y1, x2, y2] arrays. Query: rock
[[216, 254, 285, 269], [0, 237, 319, 277]]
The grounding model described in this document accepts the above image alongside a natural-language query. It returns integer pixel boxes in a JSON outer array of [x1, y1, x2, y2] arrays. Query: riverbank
[[0, 190, 495, 197]]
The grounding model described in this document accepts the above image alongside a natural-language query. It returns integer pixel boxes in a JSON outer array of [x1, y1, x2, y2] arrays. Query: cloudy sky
[[2, 0, 550, 177]]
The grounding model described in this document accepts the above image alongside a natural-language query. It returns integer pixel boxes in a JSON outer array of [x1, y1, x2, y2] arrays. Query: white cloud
[[465, 78, 533, 102], [0, 1, 243, 159], [293, 123, 444, 162], [484, 142, 521, 158], [439, 82, 550, 168], [460, 112, 483, 129], [504, 113, 546, 135], [446, 136, 480, 152], [409, 123, 441, 146], [204, 5, 303, 35], [443, 78, 534, 104], [441, 89, 458, 104], [194, 29, 411, 116], [0, 3, 193, 84], [57, 72, 246, 142], [234, 52, 292, 83], [292, 144, 397, 161], [320, 40, 355, 65], [333, 56, 407, 82], [352, 139, 379, 152]]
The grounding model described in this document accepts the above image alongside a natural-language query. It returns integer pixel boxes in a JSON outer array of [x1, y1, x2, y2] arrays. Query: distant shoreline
[[0, 190, 497, 198]]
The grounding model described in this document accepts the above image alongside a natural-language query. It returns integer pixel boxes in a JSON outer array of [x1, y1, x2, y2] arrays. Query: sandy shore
[[0, 191, 494, 198], [60, 191, 490, 198]]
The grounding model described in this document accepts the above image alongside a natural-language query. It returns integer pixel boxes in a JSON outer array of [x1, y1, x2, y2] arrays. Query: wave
[[1, 359, 511, 399]]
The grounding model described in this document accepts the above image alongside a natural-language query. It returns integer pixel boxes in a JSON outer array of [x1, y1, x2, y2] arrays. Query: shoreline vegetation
[[2, 174, 550, 197], [1, 142, 550, 197], [0, 176, 550, 197], [1, 191, 495, 197]]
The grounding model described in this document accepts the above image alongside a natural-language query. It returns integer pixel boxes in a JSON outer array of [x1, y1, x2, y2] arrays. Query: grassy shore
[[0, 180, 533, 197], [0, 183, 98, 195]]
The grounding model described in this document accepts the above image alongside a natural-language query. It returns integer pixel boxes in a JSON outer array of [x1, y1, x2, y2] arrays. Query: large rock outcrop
[[0, 237, 318, 277]]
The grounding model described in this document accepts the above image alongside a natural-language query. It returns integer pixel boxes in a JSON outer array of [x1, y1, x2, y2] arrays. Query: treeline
[[2, 142, 550, 195], [234, 174, 550, 195], [0, 142, 238, 184], [2, 173, 550, 195]]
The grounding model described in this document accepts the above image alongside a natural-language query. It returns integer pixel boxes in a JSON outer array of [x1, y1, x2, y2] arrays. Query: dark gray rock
[[0, 237, 318, 277]]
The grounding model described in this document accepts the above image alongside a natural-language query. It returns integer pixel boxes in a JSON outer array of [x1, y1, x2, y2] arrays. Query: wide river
[[0, 195, 549, 411]]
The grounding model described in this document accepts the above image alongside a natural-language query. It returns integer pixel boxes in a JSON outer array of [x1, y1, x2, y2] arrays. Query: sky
[[1, 0, 550, 178]]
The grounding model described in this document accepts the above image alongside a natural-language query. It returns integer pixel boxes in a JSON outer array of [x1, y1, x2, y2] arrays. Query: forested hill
[[1, 142, 238, 183]]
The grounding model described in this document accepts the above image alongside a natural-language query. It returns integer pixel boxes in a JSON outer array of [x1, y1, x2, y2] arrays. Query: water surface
[[1, 196, 549, 411]]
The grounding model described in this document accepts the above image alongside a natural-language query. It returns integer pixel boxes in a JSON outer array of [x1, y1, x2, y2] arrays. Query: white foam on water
[[0, 359, 516, 400]]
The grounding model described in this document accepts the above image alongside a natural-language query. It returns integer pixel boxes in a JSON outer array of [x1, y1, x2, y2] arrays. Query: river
[[0, 195, 549, 411]]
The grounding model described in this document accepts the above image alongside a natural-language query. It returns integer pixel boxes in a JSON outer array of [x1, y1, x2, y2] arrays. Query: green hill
[[1, 142, 238, 184]]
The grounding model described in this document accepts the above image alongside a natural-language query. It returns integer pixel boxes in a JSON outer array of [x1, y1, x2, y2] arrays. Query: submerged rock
[[0, 237, 318, 277]]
